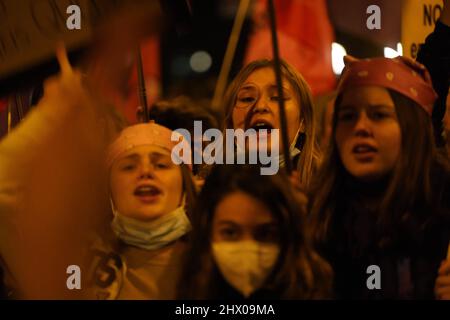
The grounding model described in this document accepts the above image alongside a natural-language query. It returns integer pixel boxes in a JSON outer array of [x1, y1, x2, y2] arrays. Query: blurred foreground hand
[[3, 3, 163, 299]]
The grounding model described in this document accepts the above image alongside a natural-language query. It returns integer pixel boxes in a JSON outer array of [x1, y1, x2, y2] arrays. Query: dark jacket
[[323, 171, 450, 299], [417, 21, 450, 147]]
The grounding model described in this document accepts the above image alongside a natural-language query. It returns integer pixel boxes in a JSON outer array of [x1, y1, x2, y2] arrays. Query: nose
[[138, 161, 155, 179], [354, 111, 372, 137], [252, 94, 270, 114], [241, 231, 255, 242]]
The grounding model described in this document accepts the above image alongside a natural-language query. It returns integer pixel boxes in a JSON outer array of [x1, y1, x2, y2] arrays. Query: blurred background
[[0, 0, 443, 134]]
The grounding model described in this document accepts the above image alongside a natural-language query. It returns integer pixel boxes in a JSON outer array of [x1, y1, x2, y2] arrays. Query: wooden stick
[[136, 45, 149, 122], [267, 0, 292, 174], [211, 0, 251, 110]]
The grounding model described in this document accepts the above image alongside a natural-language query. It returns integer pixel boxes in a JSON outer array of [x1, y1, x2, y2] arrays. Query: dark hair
[[149, 96, 221, 176], [310, 89, 450, 246], [150, 96, 220, 132], [178, 164, 332, 299], [179, 163, 197, 221]]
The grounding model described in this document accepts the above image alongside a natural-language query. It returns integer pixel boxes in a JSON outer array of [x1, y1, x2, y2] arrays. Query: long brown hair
[[178, 164, 332, 299], [310, 90, 450, 246], [222, 59, 321, 188], [179, 163, 197, 221]]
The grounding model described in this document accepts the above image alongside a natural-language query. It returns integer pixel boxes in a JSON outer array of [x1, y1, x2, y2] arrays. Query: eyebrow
[[267, 86, 293, 97], [120, 153, 140, 161], [339, 103, 394, 110], [267, 84, 290, 90], [239, 83, 291, 92], [216, 220, 238, 226], [369, 104, 395, 109], [337, 104, 355, 111], [238, 85, 258, 91], [120, 151, 170, 161], [150, 152, 172, 161], [216, 220, 277, 227]]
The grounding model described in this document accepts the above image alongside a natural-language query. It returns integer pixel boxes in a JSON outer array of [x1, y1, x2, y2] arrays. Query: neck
[[346, 174, 389, 195]]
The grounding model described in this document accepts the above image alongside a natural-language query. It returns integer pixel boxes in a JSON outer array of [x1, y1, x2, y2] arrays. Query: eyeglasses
[[234, 83, 292, 109]]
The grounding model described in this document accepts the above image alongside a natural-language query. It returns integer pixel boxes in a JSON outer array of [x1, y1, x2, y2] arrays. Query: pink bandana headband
[[338, 56, 437, 115], [107, 122, 192, 170]]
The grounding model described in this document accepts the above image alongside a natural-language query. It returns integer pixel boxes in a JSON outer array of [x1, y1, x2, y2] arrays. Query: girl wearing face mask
[[178, 164, 332, 299], [222, 59, 321, 188], [310, 56, 450, 299], [89, 122, 196, 299]]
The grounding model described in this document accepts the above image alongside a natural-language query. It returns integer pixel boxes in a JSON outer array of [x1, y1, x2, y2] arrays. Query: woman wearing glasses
[[222, 59, 320, 187]]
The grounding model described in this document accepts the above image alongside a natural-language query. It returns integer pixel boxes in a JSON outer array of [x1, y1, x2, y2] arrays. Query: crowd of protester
[[0, 2, 449, 300]]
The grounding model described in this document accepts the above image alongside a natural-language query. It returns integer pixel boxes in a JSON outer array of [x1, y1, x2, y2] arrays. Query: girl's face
[[110, 145, 183, 221], [231, 67, 301, 150], [335, 86, 402, 182], [210, 191, 281, 297], [211, 191, 279, 244]]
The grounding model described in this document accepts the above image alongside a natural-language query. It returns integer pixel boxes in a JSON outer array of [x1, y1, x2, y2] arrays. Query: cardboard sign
[[401, 0, 443, 58], [0, 0, 131, 81], [1, 0, 89, 79]]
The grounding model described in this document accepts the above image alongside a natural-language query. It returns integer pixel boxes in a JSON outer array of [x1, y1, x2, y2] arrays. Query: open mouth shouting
[[134, 183, 162, 204], [246, 118, 275, 138], [352, 142, 378, 161]]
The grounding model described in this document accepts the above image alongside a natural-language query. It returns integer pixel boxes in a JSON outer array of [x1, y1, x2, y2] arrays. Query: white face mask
[[234, 126, 303, 168], [278, 127, 303, 168], [212, 241, 280, 297], [111, 204, 191, 251]]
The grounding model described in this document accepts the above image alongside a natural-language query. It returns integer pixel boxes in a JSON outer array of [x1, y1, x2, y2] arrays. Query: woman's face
[[211, 191, 279, 244], [335, 86, 401, 182], [110, 145, 183, 221], [231, 67, 301, 150]]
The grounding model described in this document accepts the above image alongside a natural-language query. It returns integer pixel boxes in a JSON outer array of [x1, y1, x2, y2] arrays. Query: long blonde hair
[[222, 59, 321, 187]]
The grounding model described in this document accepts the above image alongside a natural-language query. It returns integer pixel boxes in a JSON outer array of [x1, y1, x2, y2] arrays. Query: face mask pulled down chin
[[111, 204, 191, 251], [212, 241, 280, 298], [234, 127, 302, 175]]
